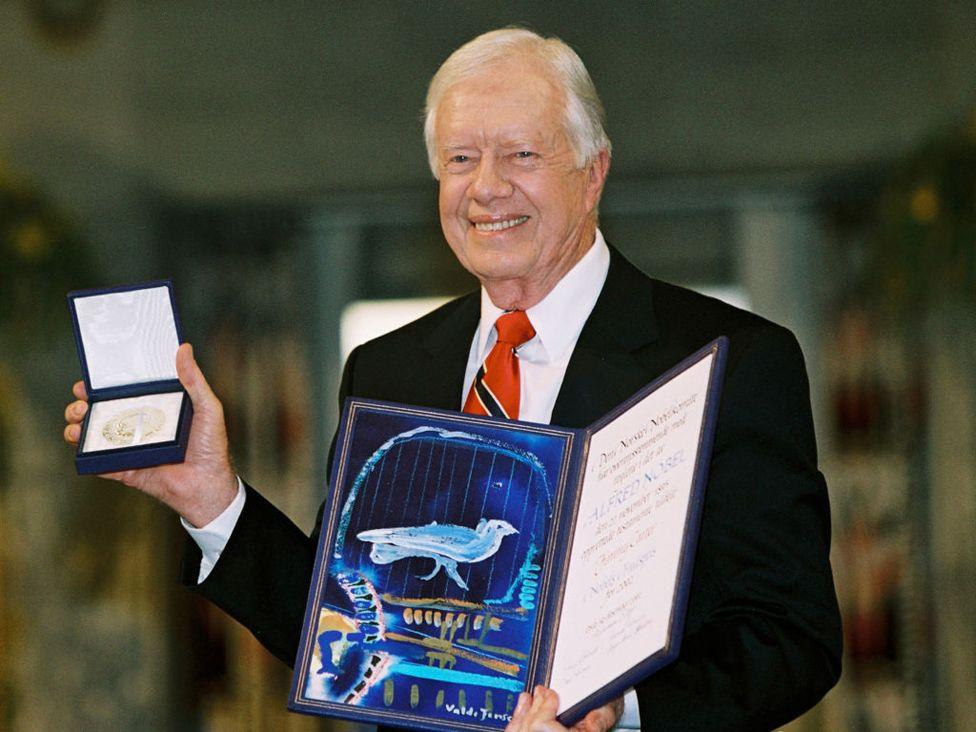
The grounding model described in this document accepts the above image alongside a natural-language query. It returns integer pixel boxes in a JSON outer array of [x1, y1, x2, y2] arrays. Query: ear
[[584, 148, 611, 212]]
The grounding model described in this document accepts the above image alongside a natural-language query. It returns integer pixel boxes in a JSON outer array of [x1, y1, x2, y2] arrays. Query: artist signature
[[444, 703, 513, 722]]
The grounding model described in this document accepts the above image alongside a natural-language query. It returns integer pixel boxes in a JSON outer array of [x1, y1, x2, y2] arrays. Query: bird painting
[[356, 518, 519, 591]]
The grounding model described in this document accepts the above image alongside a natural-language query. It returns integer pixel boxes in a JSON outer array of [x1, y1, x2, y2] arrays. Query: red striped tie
[[463, 311, 535, 420]]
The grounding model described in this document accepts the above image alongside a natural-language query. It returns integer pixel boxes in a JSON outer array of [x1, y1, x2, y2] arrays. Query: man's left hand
[[506, 686, 624, 732]]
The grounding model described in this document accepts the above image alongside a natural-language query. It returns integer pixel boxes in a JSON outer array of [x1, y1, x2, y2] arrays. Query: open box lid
[[68, 280, 183, 395]]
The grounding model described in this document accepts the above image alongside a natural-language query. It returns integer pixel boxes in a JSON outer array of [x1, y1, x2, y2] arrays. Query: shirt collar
[[476, 229, 611, 363]]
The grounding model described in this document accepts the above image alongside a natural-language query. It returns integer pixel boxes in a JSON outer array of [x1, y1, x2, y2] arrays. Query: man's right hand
[[63, 342, 239, 528]]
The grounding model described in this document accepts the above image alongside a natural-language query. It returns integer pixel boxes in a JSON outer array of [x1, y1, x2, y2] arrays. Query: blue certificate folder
[[290, 338, 727, 731]]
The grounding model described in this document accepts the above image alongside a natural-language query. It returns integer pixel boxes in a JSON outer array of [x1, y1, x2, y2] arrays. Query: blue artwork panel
[[295, 402, 575, 730]]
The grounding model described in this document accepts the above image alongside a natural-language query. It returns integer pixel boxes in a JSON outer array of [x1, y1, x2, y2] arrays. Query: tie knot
[[494, 310, 535, 347]]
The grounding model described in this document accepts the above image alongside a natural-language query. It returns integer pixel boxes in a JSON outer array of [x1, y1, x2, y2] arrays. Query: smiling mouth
[[472, 216, 529, 233]]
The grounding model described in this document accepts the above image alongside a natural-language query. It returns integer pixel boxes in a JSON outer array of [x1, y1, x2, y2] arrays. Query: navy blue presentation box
[[68, 280, 193, 475]]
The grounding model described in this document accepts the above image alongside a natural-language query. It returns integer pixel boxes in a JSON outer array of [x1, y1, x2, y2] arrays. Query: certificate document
[[290, 338, 727, 731], [548, 351, 714, 717]]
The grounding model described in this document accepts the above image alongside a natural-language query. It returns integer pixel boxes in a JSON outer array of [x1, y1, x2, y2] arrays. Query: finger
[[524, 687, 562, 731], [64, 422, 81, 444], [72, 380, 88, 400], [572, 712, 602, 732], [573, 700, 621, 732], [64, 399, 88, 423], [506, 692, 531, 730], [530, 686, 559, 717], [176, 343, 220, 415]]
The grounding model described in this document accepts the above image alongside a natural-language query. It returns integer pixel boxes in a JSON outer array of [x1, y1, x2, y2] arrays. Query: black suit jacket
[[185, 247, 842, 731]]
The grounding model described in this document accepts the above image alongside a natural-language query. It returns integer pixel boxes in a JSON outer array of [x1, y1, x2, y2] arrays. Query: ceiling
[[2, 1, 975, 199]]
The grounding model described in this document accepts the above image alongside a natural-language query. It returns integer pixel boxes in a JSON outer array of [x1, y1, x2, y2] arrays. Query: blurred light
[[693, 285, 751, 312], [910, 184, 939, 223], [341, 297, 450, 362], [13, 220, 50, 260]]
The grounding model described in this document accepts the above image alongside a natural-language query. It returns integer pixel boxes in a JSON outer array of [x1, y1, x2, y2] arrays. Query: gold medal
[[100, 406, 166, 447]]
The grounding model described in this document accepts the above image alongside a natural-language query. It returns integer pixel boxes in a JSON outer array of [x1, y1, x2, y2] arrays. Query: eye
[[447, 154, 471, 165], [514, 151, 536, 159]]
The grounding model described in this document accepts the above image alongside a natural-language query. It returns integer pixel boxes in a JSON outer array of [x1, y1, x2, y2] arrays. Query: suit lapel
[[551, 247, 663, 428], [414, 291, 480, 410]]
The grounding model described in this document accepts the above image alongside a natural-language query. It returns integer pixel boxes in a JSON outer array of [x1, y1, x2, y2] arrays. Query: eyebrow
[[438, 138, 541, 154]]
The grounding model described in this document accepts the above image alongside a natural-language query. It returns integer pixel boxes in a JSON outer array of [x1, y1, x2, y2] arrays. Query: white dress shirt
[[461, 230, 610, 424], [183, 229, 640, 729]]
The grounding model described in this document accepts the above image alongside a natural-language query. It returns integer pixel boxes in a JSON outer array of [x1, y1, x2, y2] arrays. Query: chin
[[465, 250, 534, 281], [466, 234, 535, 260]]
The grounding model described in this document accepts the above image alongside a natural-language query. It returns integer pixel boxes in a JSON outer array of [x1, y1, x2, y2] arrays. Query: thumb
[[176, 343, 219, 413]]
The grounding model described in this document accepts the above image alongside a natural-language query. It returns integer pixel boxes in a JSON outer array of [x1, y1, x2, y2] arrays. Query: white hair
[[423, 27, 612, 178]]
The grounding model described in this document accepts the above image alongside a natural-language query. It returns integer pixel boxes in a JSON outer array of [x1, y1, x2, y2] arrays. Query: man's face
[[434, 60, 608, 307]]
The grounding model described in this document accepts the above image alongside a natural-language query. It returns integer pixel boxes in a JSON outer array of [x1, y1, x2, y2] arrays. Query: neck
[[482, 220, 597, 310]]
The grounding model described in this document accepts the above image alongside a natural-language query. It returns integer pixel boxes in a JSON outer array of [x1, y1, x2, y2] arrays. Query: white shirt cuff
[[613, 688, 641, 730], [180, 477, 247, 584]]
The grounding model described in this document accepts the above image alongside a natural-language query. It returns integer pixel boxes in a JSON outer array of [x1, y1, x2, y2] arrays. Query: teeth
[[473, 216, 529, 232]]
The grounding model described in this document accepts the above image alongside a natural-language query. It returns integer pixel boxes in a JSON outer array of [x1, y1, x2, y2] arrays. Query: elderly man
[[65, 28, 841, 732]]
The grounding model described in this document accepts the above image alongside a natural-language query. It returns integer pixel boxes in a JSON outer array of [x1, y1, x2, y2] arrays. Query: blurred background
[[1, 1, 975, 730]]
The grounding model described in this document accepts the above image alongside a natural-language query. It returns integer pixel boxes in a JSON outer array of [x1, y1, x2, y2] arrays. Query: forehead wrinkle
[[435, 58, 568, 146], [441, 120, 538, 151], [438, 106, 567, 156]]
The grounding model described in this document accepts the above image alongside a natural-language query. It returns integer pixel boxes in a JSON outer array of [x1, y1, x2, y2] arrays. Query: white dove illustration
[[356, 518, 518, 590]]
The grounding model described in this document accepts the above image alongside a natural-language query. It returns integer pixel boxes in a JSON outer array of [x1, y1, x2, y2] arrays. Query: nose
[[468, 156, 513, 203]]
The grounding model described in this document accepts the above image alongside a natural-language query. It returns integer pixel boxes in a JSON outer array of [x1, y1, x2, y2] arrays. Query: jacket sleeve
[[633, 326, 842, 730]]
